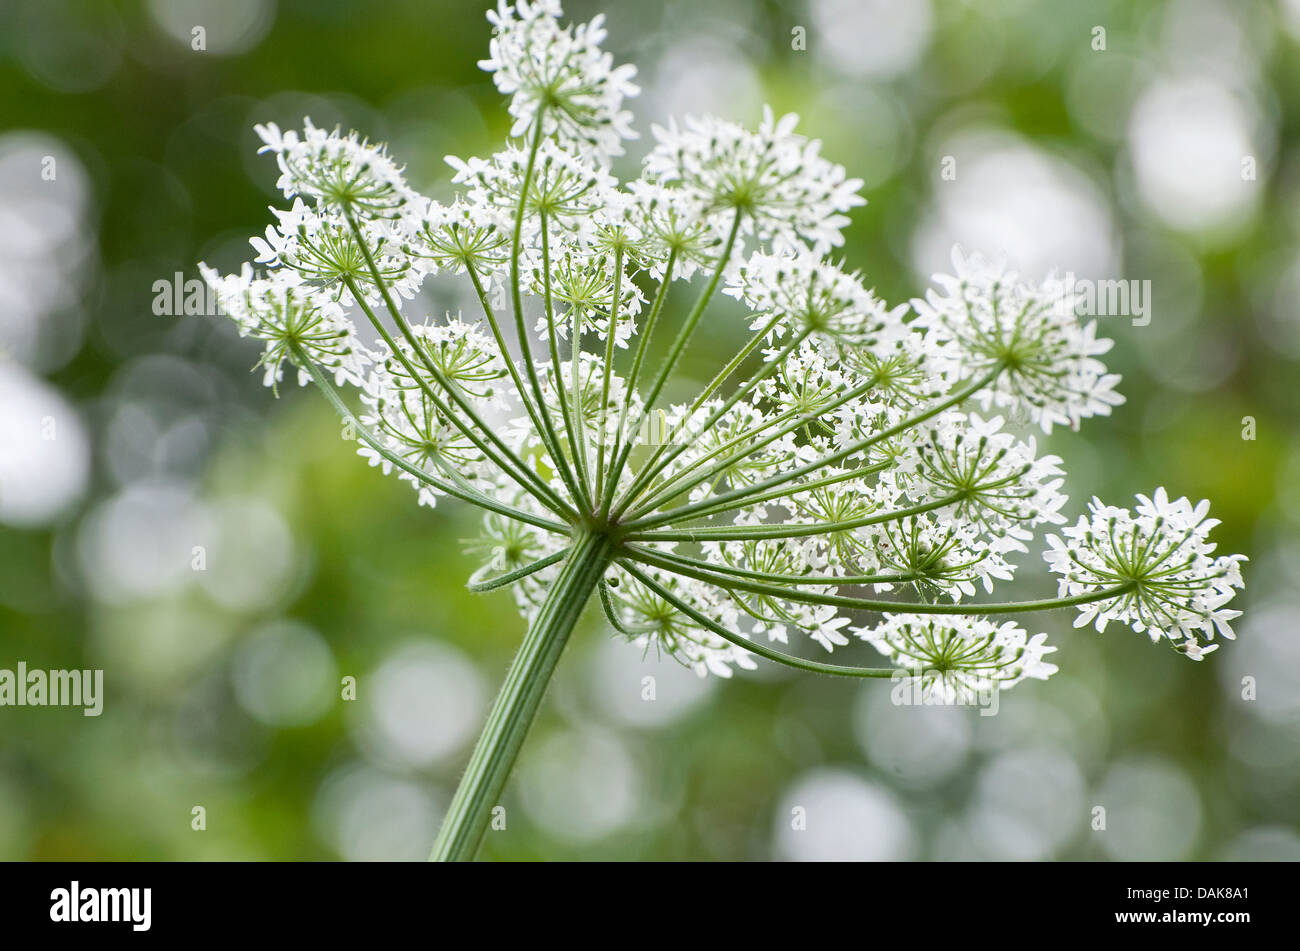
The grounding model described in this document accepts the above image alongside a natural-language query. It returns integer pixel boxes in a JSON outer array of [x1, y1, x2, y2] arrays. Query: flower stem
[[625, 545, 1136, 616], [294, 350, 568, 533], [603, 212, 741, 515], [429, 530, 613, 861], [617, 318, 800, 512], [619, 560, 897, 678], [626, 367, 1003, 529], [509, 122, 589, 510]]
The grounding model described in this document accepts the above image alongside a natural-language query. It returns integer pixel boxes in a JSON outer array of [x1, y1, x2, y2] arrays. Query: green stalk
[[593, 246, 625, 496], [625, 545, 1136, 616], [623, 543, 922, 587], [464, 265, 562, 480], [625, 367, 1003, 530], [649, 461, 891, 527], [616, 319, 800, 513], [539, 216, 594, 509], [622, 376, 879, 522], [430, 530, 613, 862], [627, 495, 961, 542], [602, 213, 740, 513], [508, 123, 589, 510], [618, 560, 897, 678], [598, 249, 677, 518]]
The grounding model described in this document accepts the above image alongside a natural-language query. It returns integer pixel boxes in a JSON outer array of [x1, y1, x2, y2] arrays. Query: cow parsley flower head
[[198, 263, 367, 390], [383, 319, 510, 404], [251, 199, 419, 300], [726, 250, 903, 347], [359, 384, 487, 507], [196, 0, 1248, 861], [643, 107, 865, 253], [603, 566, 758, 678], [480, 0, 638, 162], [912, 247, 1125, 433], [448, 139, 618, 231], [860, 615, 1059, 702], [626, 180, 721, 282], [408, 199, 512, 284], [873, 515, 1019, 601], [1044, 488, 1246, 657], [255, 119, 420, 221], [529, 245, 645, 347], [902, 412, 1069, 540]]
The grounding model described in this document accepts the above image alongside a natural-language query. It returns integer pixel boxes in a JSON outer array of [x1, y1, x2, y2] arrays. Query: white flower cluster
[[254, 119, 420, 218], [480, 0, 638, 162], [644, 108, 865, 255], [1045, 489, 1247, 659], [912, 247, 1125, 434], [199, 1, 1245, 692], [197, 262, 367, 390], [725, 250, 904, 348], [603, 565, 760, 678], [861, 615, 1058, 703]]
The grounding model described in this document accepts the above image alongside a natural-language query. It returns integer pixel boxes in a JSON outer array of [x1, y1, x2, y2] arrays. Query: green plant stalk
[[603, 213, 741, 515], [539, 214, 594, 509], [509, 123, 590, 510], [338, 218, 569, 518], [429, 530, 613, 862], [617, 318, 801, 512], [593, 246, 625, 496]]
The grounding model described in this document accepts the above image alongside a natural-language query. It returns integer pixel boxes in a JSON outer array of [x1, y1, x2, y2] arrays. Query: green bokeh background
[[1, 0, 1297, 860]]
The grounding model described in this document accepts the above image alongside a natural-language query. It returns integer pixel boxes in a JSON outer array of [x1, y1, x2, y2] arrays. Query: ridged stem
[[429, 530, 612, 861]]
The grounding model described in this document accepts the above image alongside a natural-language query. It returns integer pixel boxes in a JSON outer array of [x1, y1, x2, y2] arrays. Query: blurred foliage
[[0, 0, 1297, 861]]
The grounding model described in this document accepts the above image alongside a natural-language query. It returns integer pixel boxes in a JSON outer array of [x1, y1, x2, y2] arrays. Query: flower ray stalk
[[593, 246, 625, 494], [464, 263, 560, 485], [616, 318, 803, 513], [625, 545, 1137, 616], [297, 349, 567, 532], [622, 370, 879, 519], [509, 122, 590, 510], [624, 367, 1003, 530], [618, 560, 897, 678], [598, 249, 676, 518], [468, 547, 571, 592], [602, 212, 741, 512]]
